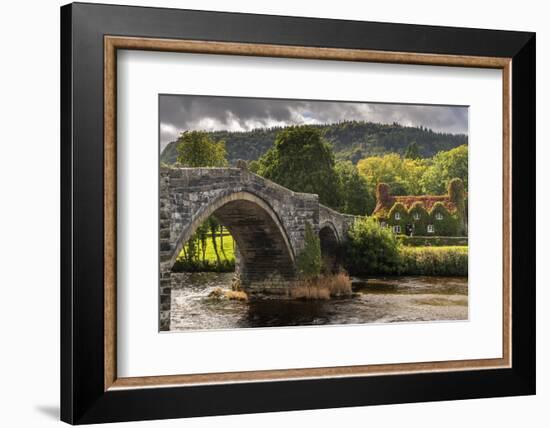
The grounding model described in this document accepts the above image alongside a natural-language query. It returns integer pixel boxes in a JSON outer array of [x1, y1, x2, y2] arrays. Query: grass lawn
[[179, 233, 235, 263]]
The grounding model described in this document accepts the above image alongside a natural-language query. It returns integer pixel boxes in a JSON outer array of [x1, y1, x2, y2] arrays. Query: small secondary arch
[[319, 221, 341, 273]]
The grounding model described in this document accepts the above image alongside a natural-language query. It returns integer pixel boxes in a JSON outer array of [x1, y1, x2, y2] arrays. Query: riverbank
[[169, 272, 468, 331]]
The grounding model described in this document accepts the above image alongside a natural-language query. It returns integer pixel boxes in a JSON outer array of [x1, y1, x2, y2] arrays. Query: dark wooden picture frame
[[61, 2, 535, 424]]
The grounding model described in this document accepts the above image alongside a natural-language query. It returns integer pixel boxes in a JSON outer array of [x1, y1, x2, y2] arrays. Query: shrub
[[345, 217, 401, 275], [291, 272, 352, 300], [400, 246, 468, 276], [296, 222, 322, 279], [316, 272, 353, 297]]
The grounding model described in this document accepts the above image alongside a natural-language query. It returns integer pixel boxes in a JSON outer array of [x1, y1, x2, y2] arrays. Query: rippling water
[[169, 272, 468, 331]]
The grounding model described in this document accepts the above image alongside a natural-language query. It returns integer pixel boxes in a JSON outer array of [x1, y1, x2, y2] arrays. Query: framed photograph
[[61, 2, 535, 424]]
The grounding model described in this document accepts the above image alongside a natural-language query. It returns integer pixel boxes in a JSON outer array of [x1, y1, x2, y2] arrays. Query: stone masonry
[[159, 165, 354, 330]]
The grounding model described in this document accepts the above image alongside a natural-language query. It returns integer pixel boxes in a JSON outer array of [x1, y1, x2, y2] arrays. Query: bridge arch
[[319, 221, 341, 273], [168, 191, 296, 286]]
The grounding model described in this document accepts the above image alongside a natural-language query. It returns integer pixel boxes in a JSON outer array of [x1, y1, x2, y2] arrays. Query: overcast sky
[[159, 95, 468, 150]]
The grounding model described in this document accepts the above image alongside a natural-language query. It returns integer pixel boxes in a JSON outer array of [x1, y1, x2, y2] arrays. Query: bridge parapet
[[318, 204, 355, 243]]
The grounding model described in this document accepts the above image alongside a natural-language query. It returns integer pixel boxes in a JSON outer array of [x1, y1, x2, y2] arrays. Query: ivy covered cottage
[[372, 178, 467, 236]]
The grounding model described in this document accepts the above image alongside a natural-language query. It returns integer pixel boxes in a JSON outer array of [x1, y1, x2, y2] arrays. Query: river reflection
[[169, 272, 468, 331]]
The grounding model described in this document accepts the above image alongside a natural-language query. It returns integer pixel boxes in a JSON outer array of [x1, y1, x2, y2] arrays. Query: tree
[[448, 178, 467, 235], [253, 126, 342, 208], [404, 141, 421, 159], [420, 144, 468, 194], [356, 153, 427, 196], [176, 130, 228, 167], [296, 222, 322, 279], [175, 131, 230, 270], [208, 217, 222, 265], [196, 223, 209, 261], [335, 161, 374, 215]]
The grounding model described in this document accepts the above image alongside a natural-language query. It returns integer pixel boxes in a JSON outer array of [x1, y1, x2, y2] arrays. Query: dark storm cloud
[[159, 95, 468, 150]]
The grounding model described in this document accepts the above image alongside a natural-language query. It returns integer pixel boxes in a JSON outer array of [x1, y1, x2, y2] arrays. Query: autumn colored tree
[[357, 153, 427, 196]]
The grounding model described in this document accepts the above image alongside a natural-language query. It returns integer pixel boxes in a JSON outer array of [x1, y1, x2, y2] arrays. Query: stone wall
[[319, 203, 355, 242]]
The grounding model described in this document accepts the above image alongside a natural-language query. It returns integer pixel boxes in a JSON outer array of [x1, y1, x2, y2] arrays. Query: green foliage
[[380, 198, 462, 237], [345, 219, 468, 276], [387, 202, 409, 233], [172, 258, 235, 273], [420, 145, 468, 194], [430, 202, 459, 236], [408, 201, 430, 235], [345, 217, 401, 275], [448, 177, 465, 203], [161, 120, 468, 165], [357, 153, 427, 196], [404, 141, 421, 159], [253, 126, 342, 208], [296, 222, 322, 279], [448, 178, 467, 235], [400, 246, 468, 276], [174, 224, 236, 272], [335, 161, 374, 215], [176, 131, 228, 167], [397, 236, 468, 247]]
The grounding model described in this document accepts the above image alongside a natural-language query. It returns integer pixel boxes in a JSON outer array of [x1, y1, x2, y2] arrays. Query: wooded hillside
[[160, 120, 467, 165]]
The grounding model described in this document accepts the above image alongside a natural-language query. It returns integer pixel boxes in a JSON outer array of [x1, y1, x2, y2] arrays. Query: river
[[169, 272, 468, 331]]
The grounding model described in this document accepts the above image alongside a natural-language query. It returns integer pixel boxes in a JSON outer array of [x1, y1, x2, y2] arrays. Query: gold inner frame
[[104, 35, 512, 391]]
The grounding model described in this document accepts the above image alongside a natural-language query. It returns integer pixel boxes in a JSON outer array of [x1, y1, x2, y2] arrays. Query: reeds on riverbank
[[291, 272, 352, 300]]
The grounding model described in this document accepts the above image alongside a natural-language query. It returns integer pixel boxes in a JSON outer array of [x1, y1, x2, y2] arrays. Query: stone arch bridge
[[159, 166, 355, 330]]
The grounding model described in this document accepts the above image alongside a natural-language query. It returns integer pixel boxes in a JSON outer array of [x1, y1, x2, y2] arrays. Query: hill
[[160, 120, 468, 165]]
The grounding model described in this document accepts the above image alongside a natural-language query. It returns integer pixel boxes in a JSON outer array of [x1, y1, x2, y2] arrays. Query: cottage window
[[427, 224, 434, 233], [393, 225, 401, 234], [413, 212, 420, 220], [435, 212, 443, 220], [395, 212, 401, 220]]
